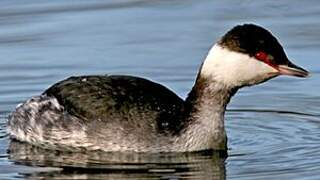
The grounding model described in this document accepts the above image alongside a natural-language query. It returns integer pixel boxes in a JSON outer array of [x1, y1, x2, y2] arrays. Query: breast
[[44, 75, 186, 135]]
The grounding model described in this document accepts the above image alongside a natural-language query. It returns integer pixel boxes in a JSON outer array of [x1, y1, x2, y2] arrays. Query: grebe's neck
[[185, 44, 239, 124], [174, 44, 242, 151], [176, 75, 237, 151], [185, 76, 237, 116], [185, 72, 238, 130]]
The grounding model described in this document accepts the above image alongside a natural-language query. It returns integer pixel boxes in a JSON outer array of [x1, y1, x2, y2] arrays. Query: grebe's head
[[201, 24, 309, 88]]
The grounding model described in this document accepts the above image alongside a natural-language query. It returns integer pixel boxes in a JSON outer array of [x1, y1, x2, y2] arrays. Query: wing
[[44, 75, 186, 134]]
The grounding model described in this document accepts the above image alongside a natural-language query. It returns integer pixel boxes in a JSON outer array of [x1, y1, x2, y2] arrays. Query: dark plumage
[[45, 75, 186, 135], [219, 24, 288, 65]]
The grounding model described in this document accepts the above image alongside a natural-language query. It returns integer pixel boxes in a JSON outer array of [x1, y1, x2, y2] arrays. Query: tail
[[7, 95, 89, 150], [7, 95, 64, 144]]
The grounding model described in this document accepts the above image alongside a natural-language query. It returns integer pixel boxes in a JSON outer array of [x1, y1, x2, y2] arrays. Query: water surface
[[0, 0, 320, 179]]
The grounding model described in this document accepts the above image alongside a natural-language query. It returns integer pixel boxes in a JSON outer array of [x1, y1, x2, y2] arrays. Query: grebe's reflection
[[8, 140, 226, 179]]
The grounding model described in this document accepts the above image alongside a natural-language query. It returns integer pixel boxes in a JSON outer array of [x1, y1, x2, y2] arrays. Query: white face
[[200, 44, 279, 87]]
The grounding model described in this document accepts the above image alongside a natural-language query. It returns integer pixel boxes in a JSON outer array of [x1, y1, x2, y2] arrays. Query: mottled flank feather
[[7, 96, 91, 151]]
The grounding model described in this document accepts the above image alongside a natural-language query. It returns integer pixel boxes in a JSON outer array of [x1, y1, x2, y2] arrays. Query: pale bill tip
[[278, 65, 310, 78]]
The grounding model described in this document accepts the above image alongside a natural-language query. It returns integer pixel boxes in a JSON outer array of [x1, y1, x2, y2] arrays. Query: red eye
[[255, 51, 268, 61], [254, 51, 277, 69]]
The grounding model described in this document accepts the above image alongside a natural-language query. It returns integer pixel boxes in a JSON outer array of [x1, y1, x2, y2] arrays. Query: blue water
[[0, 0, 320, 179]]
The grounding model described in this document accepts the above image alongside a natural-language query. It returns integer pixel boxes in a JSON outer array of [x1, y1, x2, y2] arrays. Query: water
[[0, 0, 320, 179]]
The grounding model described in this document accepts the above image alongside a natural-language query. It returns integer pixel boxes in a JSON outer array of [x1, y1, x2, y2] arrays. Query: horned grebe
[[7, 24, 309, 152]]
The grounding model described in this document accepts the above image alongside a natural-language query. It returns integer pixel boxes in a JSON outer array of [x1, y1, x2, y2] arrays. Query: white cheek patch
[[200, 44, 278, 87]]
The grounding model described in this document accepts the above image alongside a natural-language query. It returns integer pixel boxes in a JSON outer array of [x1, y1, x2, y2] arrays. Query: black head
[[219, 24, 286, 63], [218, 24, 309, 77]]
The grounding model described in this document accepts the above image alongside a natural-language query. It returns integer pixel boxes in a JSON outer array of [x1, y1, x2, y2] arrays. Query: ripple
[[0, 0, 159, 17], [227, 108, 320, 179], [228, 108, 319, 117]]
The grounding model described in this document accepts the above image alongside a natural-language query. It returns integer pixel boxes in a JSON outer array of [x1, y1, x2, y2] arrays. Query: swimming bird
[[7, 24, 309, 152]]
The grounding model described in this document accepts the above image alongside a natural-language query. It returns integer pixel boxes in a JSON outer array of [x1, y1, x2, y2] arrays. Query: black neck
[[184, 75, 238, 122]]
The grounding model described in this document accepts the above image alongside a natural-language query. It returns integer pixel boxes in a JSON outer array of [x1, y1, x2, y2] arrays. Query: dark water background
[[0, 0, 320, 179]]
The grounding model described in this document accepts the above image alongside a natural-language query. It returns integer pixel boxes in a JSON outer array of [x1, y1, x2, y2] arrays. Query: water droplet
[[81, 78, 87, 82]]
